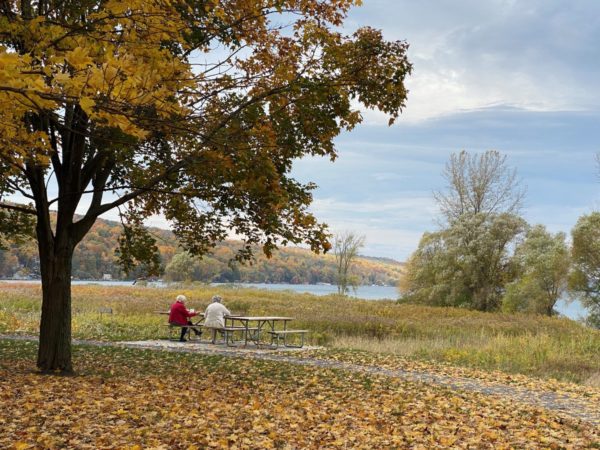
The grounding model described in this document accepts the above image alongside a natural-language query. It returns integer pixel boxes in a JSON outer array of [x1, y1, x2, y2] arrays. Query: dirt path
[[3, 335, 599, 427]]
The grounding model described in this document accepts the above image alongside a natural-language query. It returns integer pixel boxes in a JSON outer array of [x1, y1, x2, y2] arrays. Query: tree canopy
[[502, 225, 570, 315], [0, 0, 412, 372], [400, 151, 527, 312], [399, 212, 526, 311], [0, 0, 411, 260], [433, 150, 525, 223]]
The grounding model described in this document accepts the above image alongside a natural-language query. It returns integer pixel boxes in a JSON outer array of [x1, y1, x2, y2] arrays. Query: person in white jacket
[[204, 295, 231, 343]]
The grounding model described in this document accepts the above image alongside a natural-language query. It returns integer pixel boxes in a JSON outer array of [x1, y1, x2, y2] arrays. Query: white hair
[[212, 295, 222, 303], [176, 294, 187, 302]]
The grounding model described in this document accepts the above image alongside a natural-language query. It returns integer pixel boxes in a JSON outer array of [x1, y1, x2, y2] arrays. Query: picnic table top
[[227, 316, 294, 321], [154, 310, 204, 315], [155, 311, 294, 321]]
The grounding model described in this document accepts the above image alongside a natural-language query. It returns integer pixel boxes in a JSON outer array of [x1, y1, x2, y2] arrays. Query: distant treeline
[[0, 216, 403, 286]]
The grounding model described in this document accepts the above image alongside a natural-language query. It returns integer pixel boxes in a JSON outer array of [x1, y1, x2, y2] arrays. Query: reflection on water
[[1, 279, 588, 320]]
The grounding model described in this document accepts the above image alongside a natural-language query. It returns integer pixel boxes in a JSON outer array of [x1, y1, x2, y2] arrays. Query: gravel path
[[3, 335, 599, 427]]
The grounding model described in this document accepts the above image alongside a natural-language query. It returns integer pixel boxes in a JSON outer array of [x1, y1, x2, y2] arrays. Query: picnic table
[[225, 316, 307, 348], [157, 310, 307, 348]]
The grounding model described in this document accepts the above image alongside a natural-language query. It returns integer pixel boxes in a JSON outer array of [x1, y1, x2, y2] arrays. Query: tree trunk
[[37, 240, 74, 374]]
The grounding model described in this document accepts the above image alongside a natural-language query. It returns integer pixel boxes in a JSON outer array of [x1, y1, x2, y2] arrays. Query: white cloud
[[347, 1, 600, 123], [307, 196, 439, 259], [310, 196, 438, 219]]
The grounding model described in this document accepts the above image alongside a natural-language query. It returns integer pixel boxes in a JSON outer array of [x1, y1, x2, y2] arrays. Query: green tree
[[399, 231, 455, 306], [0, 1, 412, 372], [401, 151, 527, 311], [569, 212, 600, 327], [334, 231, 365, 295], [400, 213, 526, 311], [163, 252, 195, 283], [502, 225, 570, 315]]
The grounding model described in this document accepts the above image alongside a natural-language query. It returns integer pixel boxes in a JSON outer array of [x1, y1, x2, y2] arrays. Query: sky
[[290, 0, 600, 260]]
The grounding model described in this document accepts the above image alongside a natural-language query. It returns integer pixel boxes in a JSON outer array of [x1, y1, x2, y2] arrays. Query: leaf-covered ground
[[303, 348, 600, 407], [104, 337, 600, 425], [1, 340, 598, 449]]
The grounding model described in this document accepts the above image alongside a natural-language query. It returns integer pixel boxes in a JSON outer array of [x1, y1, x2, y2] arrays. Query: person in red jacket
[[169, 295, 201, 342]]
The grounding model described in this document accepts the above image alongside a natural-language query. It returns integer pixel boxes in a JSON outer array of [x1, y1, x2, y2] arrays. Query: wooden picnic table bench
[[267, 329, 309, 348], [208, 326, 260, 346], [165, 323, 204, 341]]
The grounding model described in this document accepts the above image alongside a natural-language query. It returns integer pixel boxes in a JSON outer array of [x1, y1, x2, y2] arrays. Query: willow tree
[[0, 1, 411, 372]]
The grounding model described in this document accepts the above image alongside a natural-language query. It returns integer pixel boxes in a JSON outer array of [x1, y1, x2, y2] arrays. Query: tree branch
[[0, 202, 37, 215]]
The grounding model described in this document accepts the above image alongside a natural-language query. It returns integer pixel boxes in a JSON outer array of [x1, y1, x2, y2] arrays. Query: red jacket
[[168, 301, 198, 325]]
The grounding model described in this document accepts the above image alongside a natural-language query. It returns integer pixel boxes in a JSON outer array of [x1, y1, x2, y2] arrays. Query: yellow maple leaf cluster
[[0, 0, 196, 154]]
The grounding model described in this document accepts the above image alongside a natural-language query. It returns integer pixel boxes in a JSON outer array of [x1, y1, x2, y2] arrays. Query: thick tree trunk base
[[37, 247, 74, 374]]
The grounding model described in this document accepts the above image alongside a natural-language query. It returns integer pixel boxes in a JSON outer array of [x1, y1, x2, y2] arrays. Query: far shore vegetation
[[1, 283, 598, 386], [0, 214, 402, 286]]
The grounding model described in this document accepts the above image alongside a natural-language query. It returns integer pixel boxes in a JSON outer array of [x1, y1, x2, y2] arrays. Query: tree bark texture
[[36, 226, 75, 373]]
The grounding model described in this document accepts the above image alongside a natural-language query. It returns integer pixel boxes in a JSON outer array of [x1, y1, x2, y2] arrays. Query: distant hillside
[[358, 255, 405, 267], [0, 216, 403, 286]]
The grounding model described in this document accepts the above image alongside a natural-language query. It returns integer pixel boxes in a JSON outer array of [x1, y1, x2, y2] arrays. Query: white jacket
[[203, 302, 231, 328]]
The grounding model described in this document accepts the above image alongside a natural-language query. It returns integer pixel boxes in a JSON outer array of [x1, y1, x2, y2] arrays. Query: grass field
[[0, 283, 599, 385]]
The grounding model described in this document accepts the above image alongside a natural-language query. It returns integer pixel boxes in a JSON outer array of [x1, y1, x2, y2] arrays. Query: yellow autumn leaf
[[79, 97, 96, 115], [13, 443, 31, 450], [65, 47, 93, 70], [52, 72, 70, 88]]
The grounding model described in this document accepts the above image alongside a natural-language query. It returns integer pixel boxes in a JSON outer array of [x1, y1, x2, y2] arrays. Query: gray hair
[[176, 294, 187, 302], [211, 295, 222, 303]]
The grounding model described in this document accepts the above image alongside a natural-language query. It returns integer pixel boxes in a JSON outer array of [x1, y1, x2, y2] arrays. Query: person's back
[[204, 296, 230, 329], [168, 294, 200, 342], [169, 300, 191, 325]]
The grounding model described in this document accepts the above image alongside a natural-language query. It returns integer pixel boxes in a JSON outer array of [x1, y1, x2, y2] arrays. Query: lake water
[[214, 283, 589, 320], [1, 279, 589, 320]]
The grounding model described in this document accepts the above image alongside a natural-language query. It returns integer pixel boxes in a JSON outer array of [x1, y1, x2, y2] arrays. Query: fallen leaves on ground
[[0, 341, 598, 449], [301, 347, 600, 405]]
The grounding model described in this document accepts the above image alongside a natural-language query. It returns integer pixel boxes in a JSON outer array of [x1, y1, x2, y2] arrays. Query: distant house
[[102, 274, 112, 281]]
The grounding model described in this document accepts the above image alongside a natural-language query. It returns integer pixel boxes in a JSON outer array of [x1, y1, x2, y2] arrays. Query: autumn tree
[[502, 225, 570, 316], [569, 212, 600, 327], [0, 1, 412, 372], [334, 231, 365, 295]]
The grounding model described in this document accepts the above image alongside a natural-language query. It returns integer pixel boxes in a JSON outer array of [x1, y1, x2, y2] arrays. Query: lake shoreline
[[1, 279, 589, 320]]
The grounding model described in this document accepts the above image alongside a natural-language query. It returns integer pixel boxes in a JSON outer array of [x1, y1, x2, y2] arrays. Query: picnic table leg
[[283, 320, 288, 347], [256, 320, 269, 348], [271, 326, 279, 347], [267, 320, 277, 347], [247, 320, 258, 346], [226, 328, 235, 347], [254, 321, 261, 347]]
